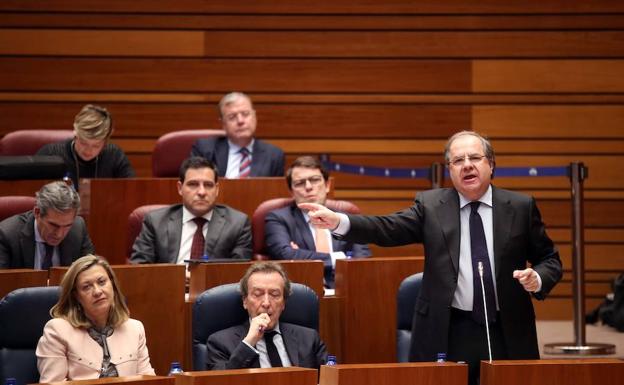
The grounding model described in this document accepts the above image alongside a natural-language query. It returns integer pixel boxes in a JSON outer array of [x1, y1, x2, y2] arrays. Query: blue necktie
[[41, 243, 54, 270], [469, 202, 497, 324]]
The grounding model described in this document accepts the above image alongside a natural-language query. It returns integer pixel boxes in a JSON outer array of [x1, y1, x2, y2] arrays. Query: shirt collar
[[33, 218, 44, 243], [228, 138, 255, 154], [181, 206, 213, 224], [458, 184, 493, 209]]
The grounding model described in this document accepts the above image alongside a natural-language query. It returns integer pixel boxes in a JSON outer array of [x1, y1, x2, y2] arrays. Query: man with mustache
[[130, 157, 252, 264]]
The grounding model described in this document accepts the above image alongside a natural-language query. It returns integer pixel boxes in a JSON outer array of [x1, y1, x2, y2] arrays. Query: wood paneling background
[[1, 0, 623, 319]]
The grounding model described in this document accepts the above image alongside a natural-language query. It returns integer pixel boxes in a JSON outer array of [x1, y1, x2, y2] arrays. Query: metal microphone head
[[478, 261, 484, 277]]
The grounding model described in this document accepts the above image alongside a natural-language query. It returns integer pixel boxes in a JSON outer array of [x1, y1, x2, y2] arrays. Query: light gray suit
[[130, 204, 252, 263]]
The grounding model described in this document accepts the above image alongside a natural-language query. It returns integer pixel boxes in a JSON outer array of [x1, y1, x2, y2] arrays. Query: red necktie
[[239, 148, 251, 178], [190, 217, 207, 259]]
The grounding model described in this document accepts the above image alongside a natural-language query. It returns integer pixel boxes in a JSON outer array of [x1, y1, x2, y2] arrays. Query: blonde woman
[[36, 255, 154, 381], [36, 104, 135, 189]]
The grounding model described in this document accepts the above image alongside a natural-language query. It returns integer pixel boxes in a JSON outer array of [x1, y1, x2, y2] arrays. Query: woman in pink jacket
[[37, 254, 155, 381]]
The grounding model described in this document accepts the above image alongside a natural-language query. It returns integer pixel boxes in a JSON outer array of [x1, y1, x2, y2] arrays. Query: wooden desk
[[480, 359, 624, 385], [50, 264, 186, 376], [83, 178, 290, 264], [319, 362, 467, 385], [175, 367, 318, 385], [335, 257, 424, 363], [36, 375, 173, 385], [0, 268, 48, 298]]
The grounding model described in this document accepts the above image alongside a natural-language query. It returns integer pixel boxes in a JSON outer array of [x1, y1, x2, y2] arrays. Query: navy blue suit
[[190, 137, 284, 177], [265, 203, 371, 286]]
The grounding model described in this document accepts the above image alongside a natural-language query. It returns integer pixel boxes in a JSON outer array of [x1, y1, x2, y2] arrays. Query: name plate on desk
[[175, 367, 317, 385]]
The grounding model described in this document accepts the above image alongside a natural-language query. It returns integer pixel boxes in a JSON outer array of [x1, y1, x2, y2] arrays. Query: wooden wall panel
[[473, 60, 624, 93], [474, 105, 624, 138], [203, 31, 624, 58], [0, 58, 471, 93], [0, 29, 204, 56], [1, 0, 623, 14]]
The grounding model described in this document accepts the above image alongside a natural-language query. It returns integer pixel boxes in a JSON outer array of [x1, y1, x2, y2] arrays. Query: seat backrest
[[396, 272, 423, 362], [0, 196, 35, 222], [127, 204, 168, 256], [152, 129, 225, 177], [192, 282, 319, 370], [0, 130, 73, 156], [0, 286, 60, 385], [251, 198, 362, 258]]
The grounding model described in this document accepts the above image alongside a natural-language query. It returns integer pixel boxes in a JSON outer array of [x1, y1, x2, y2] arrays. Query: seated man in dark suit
[[130, 156, 252, 264], [0, 181, 95, 269], [264, 156, 371, 287], [206, 261, 327, 370], [191, 92, 285, 178]]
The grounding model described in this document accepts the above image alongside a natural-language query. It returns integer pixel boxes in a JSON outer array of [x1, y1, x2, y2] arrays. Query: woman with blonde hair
[[36, 104, 135, 189], [36, 255, 154, 381]]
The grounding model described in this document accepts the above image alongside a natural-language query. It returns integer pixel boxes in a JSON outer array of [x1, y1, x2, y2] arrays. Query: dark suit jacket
[[130, 204, 252, 263], [190, 136, 285, 177], [343, 186, 562, 361], [0, 211, 95, 269], [206, 322, 327, 370], [265, 203, 371, 286]]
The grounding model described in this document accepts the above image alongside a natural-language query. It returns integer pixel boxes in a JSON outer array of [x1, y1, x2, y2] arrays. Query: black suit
[[206, 322, 327, 370], [190, 136, 285, 177], [342, 186, 562, 363], [0, 211, 95, 269]]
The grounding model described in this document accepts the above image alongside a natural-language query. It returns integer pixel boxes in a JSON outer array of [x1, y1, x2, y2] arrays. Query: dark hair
[[240, 262, 292, 300], [179, 156, 219, 182], [285, 156, 329, 190]]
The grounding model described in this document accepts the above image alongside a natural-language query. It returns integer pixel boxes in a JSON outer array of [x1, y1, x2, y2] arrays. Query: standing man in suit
[[265, 156, 371, 288], [302, 131, 562, 385], [0, 181, 94, 269], [130, 156, 252, 264], [191, 92, 285, 178], [206, 261, 327, 370]]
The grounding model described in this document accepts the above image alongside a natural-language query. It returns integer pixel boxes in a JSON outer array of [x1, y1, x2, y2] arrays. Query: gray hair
[[35, 181, 81, 217], [239, 261, 292, 300], [444, 130, 495, 166], [218, 92, 253, 118], [73, 104, 113, 141]]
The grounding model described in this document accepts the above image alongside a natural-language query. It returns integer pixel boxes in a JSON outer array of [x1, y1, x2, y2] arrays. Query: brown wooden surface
[[319, 362, 468, 385], [480, 359, 624, 385], [320, 296, 342, 361], [36, 375, 173, 385], [175, 367, 317, 385], [49, 264, 186, 376], [0, 269, 48, 298], [83, 178, 290, 264], [335, 257, 425, 363]]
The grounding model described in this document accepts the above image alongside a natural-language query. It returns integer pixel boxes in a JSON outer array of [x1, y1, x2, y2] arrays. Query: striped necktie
[[239, 147, 251, 178]]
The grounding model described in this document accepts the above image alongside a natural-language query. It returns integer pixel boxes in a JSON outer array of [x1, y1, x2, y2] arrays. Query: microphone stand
[[478, 261, 493, 362]]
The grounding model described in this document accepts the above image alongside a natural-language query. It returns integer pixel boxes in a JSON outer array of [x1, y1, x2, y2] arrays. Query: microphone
[[478, 261, 493, 362]]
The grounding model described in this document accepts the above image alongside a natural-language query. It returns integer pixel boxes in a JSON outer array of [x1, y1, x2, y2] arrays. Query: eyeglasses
[[223, 110, 253, 123], [292, 175, 324, 189], [448, 154, 486, 167]]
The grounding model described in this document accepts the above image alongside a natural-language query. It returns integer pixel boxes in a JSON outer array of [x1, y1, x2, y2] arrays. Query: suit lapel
[[279, 323, 300, 366], [215, 139, 229, 177], [436, 190, 461, 275], [168, 208, 183, 262], [492, 187, 514, 281], [292, 205, 316, 250], [20, 214, 37, 268], [205, 206, 226, 257], [250, 140, 265, 177]]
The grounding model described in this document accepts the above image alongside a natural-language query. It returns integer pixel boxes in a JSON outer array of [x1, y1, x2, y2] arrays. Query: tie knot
[[470, 201, 481, 214], [192, 217, 207, 227], [240, 147, 250, 156], [264, 330, 279, 339]]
